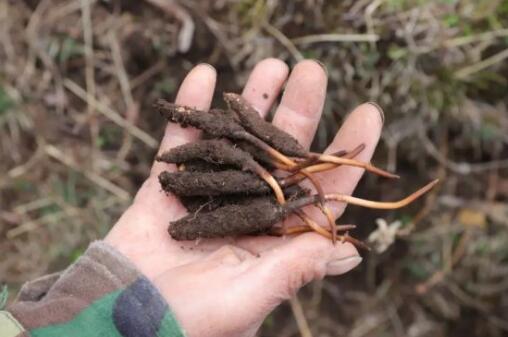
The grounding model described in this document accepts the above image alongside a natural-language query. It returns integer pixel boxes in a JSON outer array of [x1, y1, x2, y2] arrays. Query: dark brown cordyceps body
[[159, 170, 271, 196], [155, 99, 244, 138], [208, 108, 240, 123], [157, 139, 259, 173], [177, 184, 310, 213], [179, 160, 233, 173], [224, 92, 307, 157], [169, 198, 287, 240]]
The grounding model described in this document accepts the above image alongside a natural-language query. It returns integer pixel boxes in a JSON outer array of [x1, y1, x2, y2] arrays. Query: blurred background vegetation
[[1, 0, 508, 336]]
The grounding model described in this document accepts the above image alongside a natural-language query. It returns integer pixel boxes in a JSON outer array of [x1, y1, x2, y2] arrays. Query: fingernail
[[196, 62, 217, 73], [326, 256, 362, 275], [310, 59, 328, 75], [366, 101, 384, 124]]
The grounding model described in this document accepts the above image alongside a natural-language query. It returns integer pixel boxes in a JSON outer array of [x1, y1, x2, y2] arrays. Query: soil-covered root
[[169, 194, 366, 245], [179, 195, 251, 214], [156, 139, 286, 203], [157, 139, 256, 170], [224, 92, 307, 157], [208, 108, 240, 123], [155, 98, 299, 167], [178, 160, 236, 172], [178, 184, 310, 213], [169, 197, 288, 240], [159, 169, 310, 198], [168, 178, 438, 242], [159, 170, 270, 196], [156, 97, 396, 179], [155, 99, 245, 138]]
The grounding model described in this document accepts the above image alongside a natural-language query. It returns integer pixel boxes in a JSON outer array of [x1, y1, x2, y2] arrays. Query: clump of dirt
[[156, 93, 437, 245]]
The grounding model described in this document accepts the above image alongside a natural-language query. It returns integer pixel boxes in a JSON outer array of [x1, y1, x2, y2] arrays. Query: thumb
[[244, 233, 362, 304]]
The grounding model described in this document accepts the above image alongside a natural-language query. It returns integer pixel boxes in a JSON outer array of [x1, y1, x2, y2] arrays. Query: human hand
[[105, 58, 384, 337]]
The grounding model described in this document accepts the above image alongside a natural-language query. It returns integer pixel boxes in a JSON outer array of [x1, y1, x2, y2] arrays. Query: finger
[[151, 64, 217, 176], [311, 103, 384, 218], [243, 233, 361, 303], [272, 60, 328, 149], [241, 58, 289, 117]]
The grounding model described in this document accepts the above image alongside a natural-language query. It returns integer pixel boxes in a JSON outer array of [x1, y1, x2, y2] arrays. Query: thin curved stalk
[[281, 144, 366, 186], [271, 223, 368, 250], [237, 130, 397, 179], [257, 167, 286, 204], [308, 153, 399, 179], [290, 144, 365, 172], [236, 131, 296, 166], [289, 148, 351, 171], [293, 210, 331, 238], [284, 180, 439, 211], [325, 179, 439, 209]]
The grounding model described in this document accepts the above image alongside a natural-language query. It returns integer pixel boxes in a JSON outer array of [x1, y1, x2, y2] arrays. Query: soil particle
[[169, 197, 287, 240], [223, 92, 307, 157]]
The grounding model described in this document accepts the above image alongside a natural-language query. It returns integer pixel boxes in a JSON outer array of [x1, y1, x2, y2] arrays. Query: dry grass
[[1, 0, 507, 335]]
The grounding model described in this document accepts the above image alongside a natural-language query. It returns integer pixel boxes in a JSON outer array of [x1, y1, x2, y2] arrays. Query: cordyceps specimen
[[155, 93, 438, 249]]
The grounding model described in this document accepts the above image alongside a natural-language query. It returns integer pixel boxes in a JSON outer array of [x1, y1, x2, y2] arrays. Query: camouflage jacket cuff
[[5, 241, 185, 337]]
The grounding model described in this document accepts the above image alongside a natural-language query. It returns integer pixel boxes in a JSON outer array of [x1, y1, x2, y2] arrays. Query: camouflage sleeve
[[1, 241, 186, 337]]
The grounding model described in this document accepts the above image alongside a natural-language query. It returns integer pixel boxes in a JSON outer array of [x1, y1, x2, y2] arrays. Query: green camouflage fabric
[[3, 242, 186, 337]]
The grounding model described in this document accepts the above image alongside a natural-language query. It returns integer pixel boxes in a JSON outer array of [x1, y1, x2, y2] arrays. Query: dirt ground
[[1, 0, 508, 336]]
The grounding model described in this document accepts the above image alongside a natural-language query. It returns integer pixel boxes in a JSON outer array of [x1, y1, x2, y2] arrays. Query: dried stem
[[293, 210, 331, 238], [324, 179, 439, 209], [236, 131, 296, 166], [252, 140, 396, 179], [289, 148, 351, 172], [318, 203, 337, 243], [258, 168, 286, 204], [271, 222, 368, 250], [308, 153, 399, 179], [284, 180, 439, 212], [298, 170, 337, 243], [281, 144, 366, 186]]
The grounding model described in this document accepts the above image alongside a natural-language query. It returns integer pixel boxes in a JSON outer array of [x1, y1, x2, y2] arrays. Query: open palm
[[104, 59, 384, 337]]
